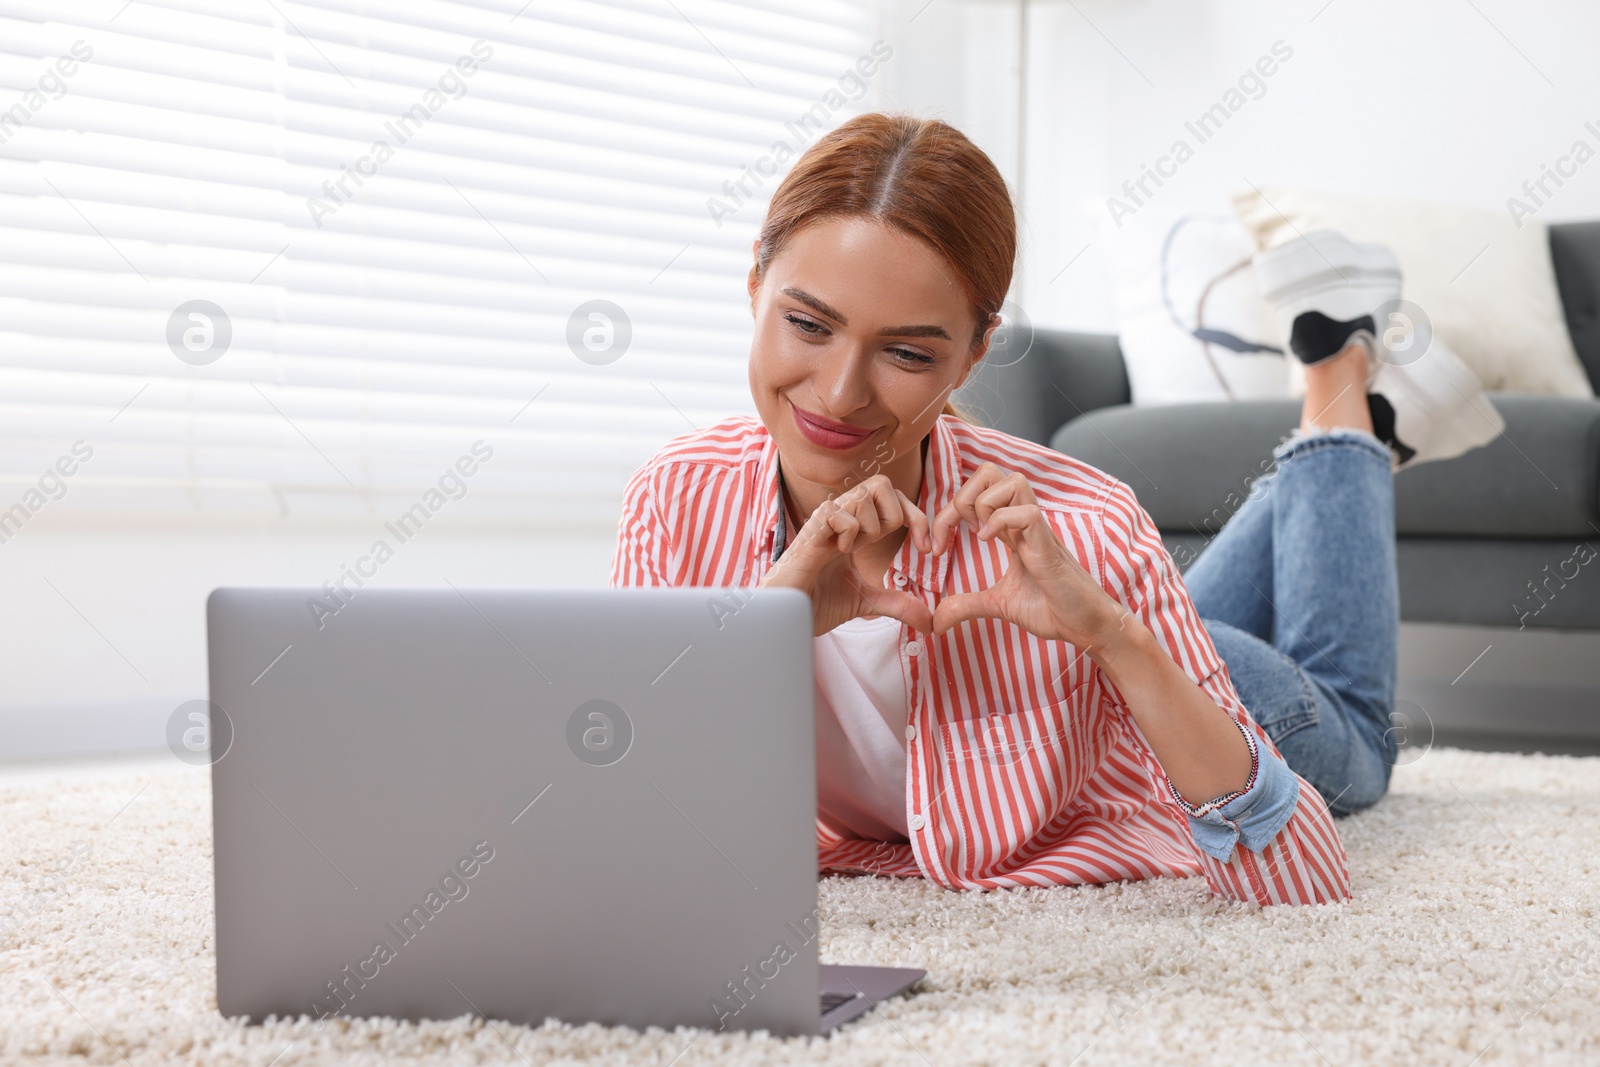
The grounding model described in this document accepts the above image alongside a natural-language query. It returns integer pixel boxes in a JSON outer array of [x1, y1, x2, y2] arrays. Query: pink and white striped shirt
[[608, 413, 1351, 905]]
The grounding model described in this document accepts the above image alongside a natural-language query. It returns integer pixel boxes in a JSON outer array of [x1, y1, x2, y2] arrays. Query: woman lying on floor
[[609, 112, 1504, 905]]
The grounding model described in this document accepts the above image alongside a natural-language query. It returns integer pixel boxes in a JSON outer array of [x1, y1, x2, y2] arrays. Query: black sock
[[1367, 392, 1415, 465], [1288, 311, 1377, 365]]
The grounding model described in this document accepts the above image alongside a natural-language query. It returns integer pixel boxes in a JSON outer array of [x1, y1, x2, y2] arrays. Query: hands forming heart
[[761, 474, 934, 637], [761, 463, 1131, 649]]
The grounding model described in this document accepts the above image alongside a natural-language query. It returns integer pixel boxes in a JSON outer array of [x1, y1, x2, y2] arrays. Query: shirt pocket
[[935, 682, 1117, 871]]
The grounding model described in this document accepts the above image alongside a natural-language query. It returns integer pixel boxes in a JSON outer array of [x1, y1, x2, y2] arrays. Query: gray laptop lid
[[208, 585, 827, 1036]]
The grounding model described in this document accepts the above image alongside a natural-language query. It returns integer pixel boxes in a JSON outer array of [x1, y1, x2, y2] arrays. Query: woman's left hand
[[928, 462, 1130, 649]]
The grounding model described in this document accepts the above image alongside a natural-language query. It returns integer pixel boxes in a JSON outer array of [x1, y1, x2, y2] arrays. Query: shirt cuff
[[1165, 718, 1302, 862]]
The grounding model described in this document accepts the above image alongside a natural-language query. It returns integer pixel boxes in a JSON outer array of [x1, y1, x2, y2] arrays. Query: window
[[0, 0, 880, 523]]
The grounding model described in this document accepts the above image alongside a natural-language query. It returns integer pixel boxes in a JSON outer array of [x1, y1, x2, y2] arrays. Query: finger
[[826, 505, 862, 554], [972, 475, 1035, 534], [856, 474, 920, 549], [974, 504, 1048, 549], [932, 589, 1001, 634], [932, 462, 1006, 554], [861, 475, 903, 537], [842, 569, 933, 633], [932, 464, 998, 552], [845, 482, 885, 545], [872, 589, 934, 634], [934, 465, 1039, 554], [896, 488, 932, 553], [791, 499, 839, 559], [769, 505, 835, 585]]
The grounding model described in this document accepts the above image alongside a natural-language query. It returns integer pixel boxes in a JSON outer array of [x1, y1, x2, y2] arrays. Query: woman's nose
[[814, 348, 872, 414]]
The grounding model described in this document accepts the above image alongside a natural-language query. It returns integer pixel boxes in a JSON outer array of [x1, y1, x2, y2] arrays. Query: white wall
[[878, 0, 1600, 331], [0, 510, 616, 760]]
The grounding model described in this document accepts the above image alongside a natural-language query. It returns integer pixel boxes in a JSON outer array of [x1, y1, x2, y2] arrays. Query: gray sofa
[[956, 221, 1600, 633]]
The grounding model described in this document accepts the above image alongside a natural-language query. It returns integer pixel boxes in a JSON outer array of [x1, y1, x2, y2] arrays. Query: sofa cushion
[[1049, 396, 1600, 538]]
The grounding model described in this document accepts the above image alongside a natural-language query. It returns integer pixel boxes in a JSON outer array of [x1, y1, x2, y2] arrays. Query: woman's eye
[[784, 313, 825, 335], [784, 313, 931, 365]]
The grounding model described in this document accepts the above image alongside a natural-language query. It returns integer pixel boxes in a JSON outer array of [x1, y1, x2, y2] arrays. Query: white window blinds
[[0, 0, 879, 524]]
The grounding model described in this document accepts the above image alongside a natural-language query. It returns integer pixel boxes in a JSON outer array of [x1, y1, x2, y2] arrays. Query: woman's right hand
[[760, 474, 935, 637]]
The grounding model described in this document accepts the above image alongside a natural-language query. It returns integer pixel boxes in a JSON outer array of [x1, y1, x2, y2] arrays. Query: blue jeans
[[1182, 428, 1399, 816]]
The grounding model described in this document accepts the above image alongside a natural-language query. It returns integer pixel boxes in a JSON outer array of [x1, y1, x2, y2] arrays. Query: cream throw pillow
[[1097, 205, 1289, 405], [1231, 185, 1594, 398]]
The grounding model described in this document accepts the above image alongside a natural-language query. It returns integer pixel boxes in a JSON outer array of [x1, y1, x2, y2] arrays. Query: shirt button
[[906, 640, 922, 656], [904, 723, 917, 741], [893, 573, 908, 587], [908, 812, 926, 831]]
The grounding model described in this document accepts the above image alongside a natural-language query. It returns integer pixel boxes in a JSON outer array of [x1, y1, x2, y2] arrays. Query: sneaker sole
[[1374, 341, 1505, 469]]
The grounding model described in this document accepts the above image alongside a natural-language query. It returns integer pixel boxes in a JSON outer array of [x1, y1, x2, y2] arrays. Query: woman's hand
[[761, 474, 935, 637], [929, 462, 1129, 649], [928, 463, 1256, 810]]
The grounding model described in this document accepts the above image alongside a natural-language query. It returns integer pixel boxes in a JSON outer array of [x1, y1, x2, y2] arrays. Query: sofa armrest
[[952, 327, 1130, 446], [1549, 220, 1600, 392]]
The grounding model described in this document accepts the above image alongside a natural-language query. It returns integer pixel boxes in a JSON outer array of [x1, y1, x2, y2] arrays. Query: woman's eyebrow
[[780, 287, 847, 323], [879, 323, 951, 339], [780, 286, 952, 340]]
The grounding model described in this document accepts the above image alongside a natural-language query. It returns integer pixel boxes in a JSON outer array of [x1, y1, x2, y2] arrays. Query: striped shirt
[[608, 413, 1351, 905]]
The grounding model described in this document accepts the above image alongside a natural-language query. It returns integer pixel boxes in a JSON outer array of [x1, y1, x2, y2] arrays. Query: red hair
[[751, 112, 1018, 422]]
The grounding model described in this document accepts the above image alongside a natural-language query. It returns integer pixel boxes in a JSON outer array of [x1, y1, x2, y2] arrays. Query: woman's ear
[[956, 312, 1004, 388], [746, 239, 762, 307]]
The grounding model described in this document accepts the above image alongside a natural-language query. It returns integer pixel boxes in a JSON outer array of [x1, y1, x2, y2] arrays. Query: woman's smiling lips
[[789, 398, 876, 450]]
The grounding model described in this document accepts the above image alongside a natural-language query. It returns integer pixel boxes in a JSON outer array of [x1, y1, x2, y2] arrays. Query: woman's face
[[746, 216, 995, 499]]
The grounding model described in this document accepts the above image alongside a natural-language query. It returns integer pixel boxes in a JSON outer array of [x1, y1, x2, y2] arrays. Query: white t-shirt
[[813, 613, 911, 843]]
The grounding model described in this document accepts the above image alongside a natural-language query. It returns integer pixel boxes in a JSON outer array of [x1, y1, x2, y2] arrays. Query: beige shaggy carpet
[[1, 747, 1597, 1067]]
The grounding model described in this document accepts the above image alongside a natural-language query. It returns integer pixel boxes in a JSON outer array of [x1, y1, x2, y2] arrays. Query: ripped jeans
[[1183, 428, 1400, 816]]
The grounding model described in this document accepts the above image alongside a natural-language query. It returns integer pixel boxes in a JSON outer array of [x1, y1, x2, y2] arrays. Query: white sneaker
[[1366, 333, 1506, 471], [1254, 230, 1505, 471], [1253, 229, 1400, 370]]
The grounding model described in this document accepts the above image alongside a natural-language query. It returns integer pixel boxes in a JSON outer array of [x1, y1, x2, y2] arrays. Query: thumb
[[770, 512, 842, 587], [867, 588, 934, 635], [932, 590, 1001, 635]]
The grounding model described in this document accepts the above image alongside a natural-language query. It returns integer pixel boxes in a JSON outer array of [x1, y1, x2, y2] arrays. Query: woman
[[609, 113, 1502, 905]]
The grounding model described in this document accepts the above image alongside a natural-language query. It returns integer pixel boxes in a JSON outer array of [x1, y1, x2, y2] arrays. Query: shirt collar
[[754, 430, 785, 565], [756, 415, 960, 598]]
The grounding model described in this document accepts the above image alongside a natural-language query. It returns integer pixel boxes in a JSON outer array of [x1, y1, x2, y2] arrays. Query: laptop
[[206, 586, 925, 1037]]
